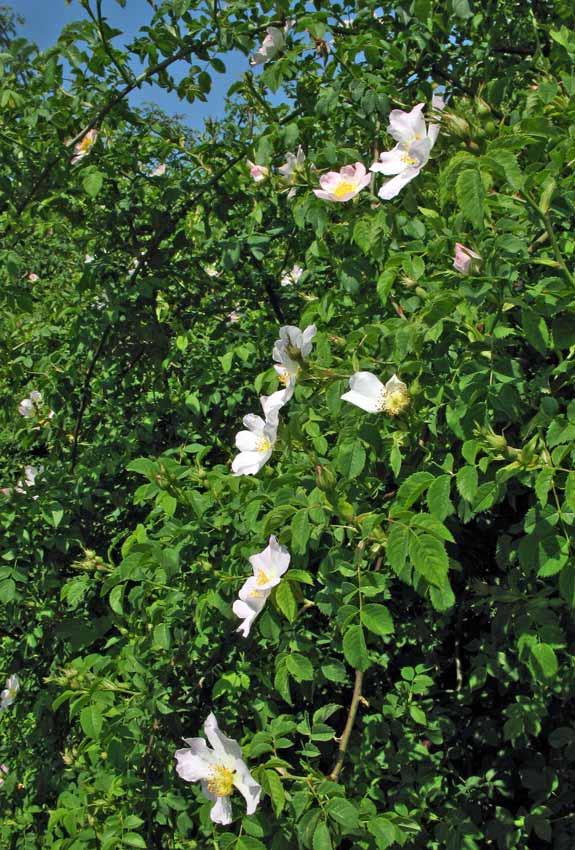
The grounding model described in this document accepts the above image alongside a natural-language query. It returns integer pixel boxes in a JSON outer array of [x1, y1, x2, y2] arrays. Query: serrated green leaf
[[456, 168, 484, 229], [361, 603, 394, 636], [343, 624, 370, 671], [409, 532, 449, 587]]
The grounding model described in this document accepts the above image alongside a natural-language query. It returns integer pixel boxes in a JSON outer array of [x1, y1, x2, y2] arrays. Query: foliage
[[2, 1, 575, 848]]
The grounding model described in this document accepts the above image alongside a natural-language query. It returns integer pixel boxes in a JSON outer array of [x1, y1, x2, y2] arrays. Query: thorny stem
[[328, 669, 364, 781]]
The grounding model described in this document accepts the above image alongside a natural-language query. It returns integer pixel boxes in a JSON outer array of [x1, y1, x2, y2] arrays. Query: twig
[[328, 669, 364, 781]]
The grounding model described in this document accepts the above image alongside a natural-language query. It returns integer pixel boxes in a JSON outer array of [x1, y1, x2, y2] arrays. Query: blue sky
[[10, 0, 249, 128]]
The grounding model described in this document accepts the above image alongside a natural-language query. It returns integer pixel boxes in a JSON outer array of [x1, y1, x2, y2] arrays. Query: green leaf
[[522, 308, 550, 354], [456, 168, 484, 229], [559, 564, 575, 607], [275, 580, 298, 623], [286, 653, 314, 682], [80, 706, 103, 739], [343, 624, 370, 671], [337, 440, 366, 480], [395, 472, 434, 508], [265, 770, 285, 817], [452, 0, 472, 18], [291, 509, 310, 555], [426, 474, 454, 521], [386, 522, 409, 574], [123, 834, 147, 848], [409, 705, 427, 725], [327, 797, 359, 828], [368, 817, 398, 849], [409, 532, 449, 587], [82, 169, 104, 197], [530, 643, 558, 679], [153, 622, 171, 650], [313, 822, 332, 850], [456, 465, 478, 501], [361, 603, 394, 636], [237, 838, 267, 850]]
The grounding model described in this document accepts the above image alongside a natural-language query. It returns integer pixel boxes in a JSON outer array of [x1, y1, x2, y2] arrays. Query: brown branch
[[328, 669, 364, 781]]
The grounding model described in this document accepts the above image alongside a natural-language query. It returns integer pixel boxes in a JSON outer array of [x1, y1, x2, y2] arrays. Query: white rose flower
[[0, 674, 20, 711], [232, 408, 279, 476], [233, 536, 291, 636], [370, 93, 445, 200], [175, 712, 261, 825], [341, 372, 410, 415]]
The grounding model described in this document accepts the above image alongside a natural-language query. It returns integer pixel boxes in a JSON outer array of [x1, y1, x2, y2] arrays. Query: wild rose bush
[[1, 1, 575, 849]]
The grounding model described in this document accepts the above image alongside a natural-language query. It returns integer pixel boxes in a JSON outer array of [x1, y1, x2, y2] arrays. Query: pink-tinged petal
[[378, 167, 421, 200], [313, 189, 336, 201], [318, 172, 341, 190], [388, 104, 426, 144], [209, 795, 233, 825], [370, 146, 407, 175], [233, 762, 261, 815]]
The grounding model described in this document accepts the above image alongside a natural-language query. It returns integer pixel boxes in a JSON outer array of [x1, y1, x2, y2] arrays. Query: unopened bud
[[316, 464, 336, 491]]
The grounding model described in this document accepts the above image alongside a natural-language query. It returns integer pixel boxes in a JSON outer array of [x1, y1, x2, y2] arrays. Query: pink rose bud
[[453, 243, 482, 275]]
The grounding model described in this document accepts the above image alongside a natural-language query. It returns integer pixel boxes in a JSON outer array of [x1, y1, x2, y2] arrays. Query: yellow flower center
[[207, 764, 235, 797], [255, 436, 272, 453], [278, 368, 291, 387], [79, 136, 93, 152], [256, 568, 271, 586], [381, 388, 410, 416], [401, 152, 418, 166], [333, 180, 357, 198]]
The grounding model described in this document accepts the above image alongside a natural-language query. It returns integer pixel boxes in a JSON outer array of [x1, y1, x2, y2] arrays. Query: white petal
[[384, 374, 407, 394], [235, 430, 260, 452], [232, 450, 270, 476], [268, 536, 291, 577], [370, 146, 407, 175], [388, 104, 426, 143], [233, 761, 262, 815], [242, 413, 265, 432], [349, 371, 384, 397], [301, 324, 317, 357], [261, 387, 292, 417], [378, 167, 420, 200], [341, 389, 382, 413], [174, 740, 214, 782], [204, 714, 243, 761], [209, 795, 233, 825]]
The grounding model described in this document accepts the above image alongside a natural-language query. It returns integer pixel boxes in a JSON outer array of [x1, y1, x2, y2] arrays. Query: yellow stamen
[[332, 180, 357, 198], [381, 388, 410, 416], [207, 765, 235, 797], [256, 568, 271, 586], [255, 436, 272, 453], [401, 153, 418, 166]]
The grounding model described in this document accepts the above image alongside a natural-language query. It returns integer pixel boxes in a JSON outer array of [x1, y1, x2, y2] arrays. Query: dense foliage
[[2, 1, 575, 848]]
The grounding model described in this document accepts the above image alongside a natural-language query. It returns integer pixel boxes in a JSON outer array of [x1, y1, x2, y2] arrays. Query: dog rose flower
[[371, 93, 445, 200], [342, 372, 410, 415], [313, 162, 371, 203], [233, 535, 291, 636], [175, 713, 261, 825]]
